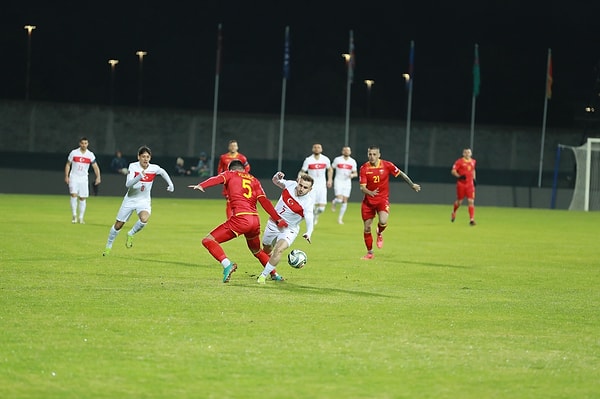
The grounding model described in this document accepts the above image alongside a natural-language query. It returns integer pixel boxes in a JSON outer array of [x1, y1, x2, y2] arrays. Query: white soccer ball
[[287, 249, 307, 269]]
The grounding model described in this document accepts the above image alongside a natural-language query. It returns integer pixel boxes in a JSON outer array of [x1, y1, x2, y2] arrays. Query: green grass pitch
[[1, 194, 598, 398]]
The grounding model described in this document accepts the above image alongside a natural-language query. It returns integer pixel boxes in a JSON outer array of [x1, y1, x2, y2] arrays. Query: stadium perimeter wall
[[0, 169, 574, 209], [0, 100, 587, 186], [0, 100, 583, 208]]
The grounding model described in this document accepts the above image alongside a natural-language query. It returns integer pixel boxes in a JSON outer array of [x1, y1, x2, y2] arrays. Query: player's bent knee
[[201, 237, 214, 248]]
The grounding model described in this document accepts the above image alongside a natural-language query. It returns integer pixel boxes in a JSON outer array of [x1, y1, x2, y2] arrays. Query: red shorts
[[212, 214, 261, 238], [361, 198, 390, 221], [456, 183, 475, 201]]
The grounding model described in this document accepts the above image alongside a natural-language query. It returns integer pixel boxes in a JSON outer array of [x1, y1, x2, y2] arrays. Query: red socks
[[364, 232, 373, 251], [202, 237, 226, 262]]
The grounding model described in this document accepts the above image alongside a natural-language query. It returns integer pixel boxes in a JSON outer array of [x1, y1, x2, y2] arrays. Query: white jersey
[[301, 154, 331, 187], [332, 155, 357, 182], [67, 148, 96, 180], [124, 162, 174, 201], [275, 180, 315, 232]]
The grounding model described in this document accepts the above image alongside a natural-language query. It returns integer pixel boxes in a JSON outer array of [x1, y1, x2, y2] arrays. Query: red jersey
[[452, 157, 476, 185], [201, 170, 266, 216], [359, 159, 401, 204], [217, 152, 250, 174]]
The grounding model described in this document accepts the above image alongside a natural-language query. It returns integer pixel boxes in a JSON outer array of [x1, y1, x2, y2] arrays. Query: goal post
[[561, 137, 600, 211]]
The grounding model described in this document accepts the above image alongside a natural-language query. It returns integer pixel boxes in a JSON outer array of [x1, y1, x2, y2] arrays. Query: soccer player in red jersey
[[450, 147, 477, 225], [188, 160, 287, 283], [217, 140, 251, 219], [359, 146, 421, 260]]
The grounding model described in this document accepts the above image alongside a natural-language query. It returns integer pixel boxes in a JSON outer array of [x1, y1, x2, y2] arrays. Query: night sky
[[2, 1, 600, 127]]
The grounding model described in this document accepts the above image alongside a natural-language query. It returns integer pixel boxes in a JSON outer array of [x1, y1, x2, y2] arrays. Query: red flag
[[546, 50, 553, 99]]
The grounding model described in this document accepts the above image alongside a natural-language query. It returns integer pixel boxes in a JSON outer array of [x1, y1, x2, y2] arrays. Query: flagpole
[[278, 26, 290, 172], [344, 30, 354, 146], [404, 40, 414, 173], [470, 43, 480, 150], [538, 48, 552, 188], [209, 23, 222, 176], [469, 95, 476, 150]]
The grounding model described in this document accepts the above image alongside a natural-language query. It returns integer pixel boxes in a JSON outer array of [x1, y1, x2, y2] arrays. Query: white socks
[[106, 226, 120, 248], [262, 262, 275, 276], [339, 203, 348, 219], [128, 220, 147, 236], [78, 199, 86, 221], [70, 197, 78, 216]]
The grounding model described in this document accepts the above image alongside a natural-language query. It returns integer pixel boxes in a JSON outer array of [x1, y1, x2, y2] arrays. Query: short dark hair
[[138, 146, 152, 156], [228, 159, 244, 170], [298, 173, 314, 186], [79, 137, 88, 142]]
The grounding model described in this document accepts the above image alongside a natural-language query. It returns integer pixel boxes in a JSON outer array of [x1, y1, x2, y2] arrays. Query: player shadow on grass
[[401, 260, 473, 269], [127, 256, 200, 268], [239, 273, 401, 299], [281, 284, 400, 299]]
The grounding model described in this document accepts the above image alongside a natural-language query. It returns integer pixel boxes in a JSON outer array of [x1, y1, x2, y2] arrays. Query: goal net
[[562, 138, 600, 211]]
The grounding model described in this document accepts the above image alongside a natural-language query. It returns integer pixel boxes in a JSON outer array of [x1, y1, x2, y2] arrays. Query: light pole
[[364, 79, 374, 117], [108, 59, 119, 106], [136, 50, 147, 107], [24, 25, 36, 101]]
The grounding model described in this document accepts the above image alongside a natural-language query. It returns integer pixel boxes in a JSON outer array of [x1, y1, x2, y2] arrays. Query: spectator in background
[[175, 157, 191, 176], [110, 150, 128, 175], [191, 152, 210, 177]]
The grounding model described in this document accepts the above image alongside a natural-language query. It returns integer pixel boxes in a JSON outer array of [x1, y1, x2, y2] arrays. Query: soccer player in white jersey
[[257, 172, 315, 283], [299, 143, 332, 225], [102, 146, 174, 256], [331, 146, 358, 224], [64, 137, 101, 224]]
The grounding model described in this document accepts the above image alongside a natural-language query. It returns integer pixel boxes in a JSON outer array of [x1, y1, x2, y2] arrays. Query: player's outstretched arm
[[158, 167, 175, 192], [258, 195, 287, 227], [272, 172, 286, 189], [188, 175, 224, 192], [187, 184, 205, 192], [398, 171, 421, 192], [303, 209, 315, 242]]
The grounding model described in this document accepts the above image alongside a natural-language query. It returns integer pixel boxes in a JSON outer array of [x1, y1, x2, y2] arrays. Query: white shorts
[[334, 180, 352, 198], [115, 198, 151, 222], [262, 219, 300, 248], [311, 183, 328, 205], [69, 177, 89, 198]]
